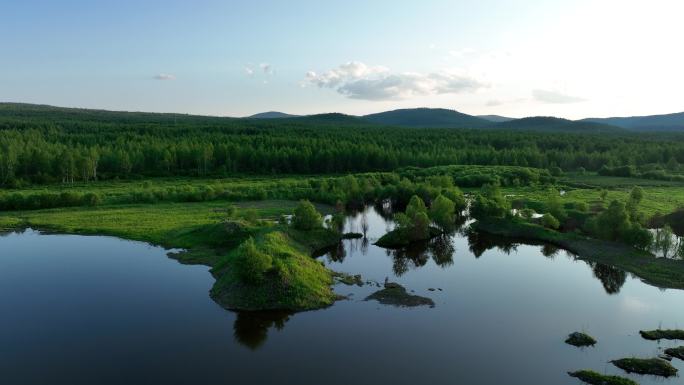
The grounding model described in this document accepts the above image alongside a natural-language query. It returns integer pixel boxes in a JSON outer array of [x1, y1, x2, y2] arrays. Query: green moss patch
[[639, 329, 684, 341], [365, 282, 434, 308], [565, 332, 597, 347], [568, 370, 637, 385], [611, 358, 678, 377]]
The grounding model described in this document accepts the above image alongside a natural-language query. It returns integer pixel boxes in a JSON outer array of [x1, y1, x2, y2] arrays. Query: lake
[[1, 207, 683, 385]]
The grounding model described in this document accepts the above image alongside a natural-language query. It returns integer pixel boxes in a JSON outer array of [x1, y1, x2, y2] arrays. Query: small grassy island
[[568, 370, 637, 385], [565, 332, 597, 347], [639, 329, 684, 341], [611, 358, 678, 377], [365, 282, 435, 308], [209, 200, 346, 311], [376, 193, 464, 248], [664, 346, 684, 361]]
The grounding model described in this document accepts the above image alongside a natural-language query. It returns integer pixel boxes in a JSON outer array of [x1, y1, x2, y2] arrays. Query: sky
[[2, 0, 683, 119]]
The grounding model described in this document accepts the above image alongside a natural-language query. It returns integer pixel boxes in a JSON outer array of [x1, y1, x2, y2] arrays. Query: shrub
[[292, 200, 322, 231], [232, 238, 272, 283], [542, 213, 560, 229]]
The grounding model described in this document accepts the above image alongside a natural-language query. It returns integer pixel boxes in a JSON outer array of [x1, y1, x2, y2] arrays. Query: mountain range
[[2, 103, 684, 132], [247, 107, 684, 132]]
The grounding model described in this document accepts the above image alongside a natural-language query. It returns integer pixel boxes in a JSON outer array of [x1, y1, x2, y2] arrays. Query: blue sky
[[2, 0, 683, 118]]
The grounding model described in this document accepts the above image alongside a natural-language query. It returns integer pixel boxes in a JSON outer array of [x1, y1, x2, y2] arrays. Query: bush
[[429, 194, 456, 230], [541, 213, 560, 229], [232, 238, 273, 283], [470, 184, 509, 219], [548, 166, 563, 177], [292, 200, 322, 231]]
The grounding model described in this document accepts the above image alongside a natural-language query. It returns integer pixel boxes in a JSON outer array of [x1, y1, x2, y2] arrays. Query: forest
[[1, 103, 684, 187]]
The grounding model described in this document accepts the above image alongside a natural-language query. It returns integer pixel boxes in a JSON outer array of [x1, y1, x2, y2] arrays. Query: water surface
[[2, 210, 684, 385]]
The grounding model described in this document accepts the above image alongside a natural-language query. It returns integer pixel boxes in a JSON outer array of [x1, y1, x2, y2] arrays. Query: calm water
[[1, 208, 684, 385]]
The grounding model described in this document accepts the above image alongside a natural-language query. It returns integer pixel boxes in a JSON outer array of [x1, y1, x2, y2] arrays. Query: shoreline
[[472, 218, 684, 290]]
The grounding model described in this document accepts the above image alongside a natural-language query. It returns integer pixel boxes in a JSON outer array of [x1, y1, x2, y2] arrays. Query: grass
[[210, 229, 340, 311], [1, 200, 329, 248], [0, 199, 341, 311], [568, 370, 637, 385], [472, 217, 684, 289], [611, 358, 678, 377], [639, 329, 684, 341], [500, 185, 684, 219]]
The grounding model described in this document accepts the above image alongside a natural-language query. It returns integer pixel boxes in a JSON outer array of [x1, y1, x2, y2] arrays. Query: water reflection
[[233, 311, 292, 350], [253, 205, 637, 347], [466, 230, 520, 258], [589, 262, 627, 295]]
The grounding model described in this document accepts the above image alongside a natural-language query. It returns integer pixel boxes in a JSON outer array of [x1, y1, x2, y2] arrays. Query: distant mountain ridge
[[3, 102, 684, 132], [363, 108, 491, 128], [581, 112, 684, 131], [491, 116, 622, 133], [477, 114, 515, 123], [247, 111, 299, 119]]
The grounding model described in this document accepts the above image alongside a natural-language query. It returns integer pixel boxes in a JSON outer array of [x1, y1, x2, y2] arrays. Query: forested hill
[[246, 111, 299, 119], [1, 103, 683, 187], [490, 117, 622, 133], [582, 111, 684, 131], [363, 108, 492, 128]]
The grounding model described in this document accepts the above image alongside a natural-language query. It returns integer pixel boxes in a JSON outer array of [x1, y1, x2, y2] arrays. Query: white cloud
[[154, 73, 176, 80], [532, 89, 585, 104], [306, 62, 486, 101], [244, 66, 255, 76]]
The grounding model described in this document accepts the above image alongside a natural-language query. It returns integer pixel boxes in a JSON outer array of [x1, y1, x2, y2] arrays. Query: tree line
[[1, 104, 684, 186]]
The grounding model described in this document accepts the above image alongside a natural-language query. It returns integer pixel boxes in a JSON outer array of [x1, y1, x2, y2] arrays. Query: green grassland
[[1, 200, 330, 247], [499, 185, 684, 219]]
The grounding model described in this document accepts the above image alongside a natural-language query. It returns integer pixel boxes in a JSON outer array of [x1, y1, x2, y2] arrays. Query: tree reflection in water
[[466, 230, 519, 258], [589, 262, 627, 295], [388, 234, 456, 276], [233, 311, 292, 350]]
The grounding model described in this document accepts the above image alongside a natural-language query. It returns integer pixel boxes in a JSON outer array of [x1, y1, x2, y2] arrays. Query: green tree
[[406, 195, 427, 220], [470, 183, 509, 219], [594, 200, 630, 241], [429, 194, 456, 230], [545, 188, 567, 221], [292, 200, 322, 230]]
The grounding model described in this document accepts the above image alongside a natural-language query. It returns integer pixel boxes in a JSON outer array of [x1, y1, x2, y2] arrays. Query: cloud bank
[[306, 62, 485, 101], [532, 89, 585, 104]]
